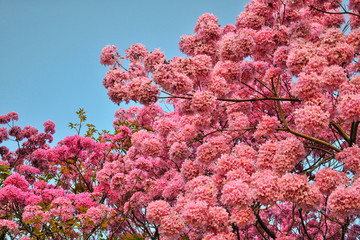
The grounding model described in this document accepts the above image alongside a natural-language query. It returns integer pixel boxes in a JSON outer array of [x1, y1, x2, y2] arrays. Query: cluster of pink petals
[[328, 185, 360, 217], [230, 208, 256, 229], [219, 31, 255, 61], [191, 90, 216, 114], [315, 167, 349, 195], [294, 105, 330, 135], [336, 145, 360, 174], [100, 45, 118, 66], [194, 13, 222, 41], [221, 180, 253, 208], [0, 112, 19, 124], [338, 94, 360, 122], [0, 219, 19, 231], [196, 136, 230, 164], [125, 43, 149, 62], [254, 115, 280, 138]]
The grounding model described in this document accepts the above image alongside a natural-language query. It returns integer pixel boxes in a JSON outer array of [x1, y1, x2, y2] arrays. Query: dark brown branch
[[350, 121, 359, 147], [287, 128, 342, 152], [217, 96, 300, 103], [304, 145, 334, 156], [299, 209, 313, 240], [330, 121, 350, 144], [72, 159, 93, 192], [255, 222, 269, 240], [341, 218, 350, 240], [241, 81, 267, 97], [286, 204, 296, 234], [310, 5, 360, 17], [254, 212, 276, 239]]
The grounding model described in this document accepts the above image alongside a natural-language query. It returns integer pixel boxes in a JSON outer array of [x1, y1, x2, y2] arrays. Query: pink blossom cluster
[[100, 45, 119, 66]]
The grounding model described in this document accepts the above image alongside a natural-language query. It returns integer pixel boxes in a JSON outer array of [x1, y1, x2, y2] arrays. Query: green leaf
[[0, 165, 10, 170]]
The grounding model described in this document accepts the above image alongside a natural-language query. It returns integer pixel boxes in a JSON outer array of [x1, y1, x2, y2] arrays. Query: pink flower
[[163, 174, 185, 200], [159, 213, 184, 239], [253, 27, 276, 57], [291, 72, 322, 100], [221, 180, 253, 208], [347, 28, 360, 53], [143, 48, 166, 73], [50, 197, 74, 221], [153, 64, 193, 94], [43, 120, 56, 134], [251, 170, 279, 205], [217, 153, 254, 176], [286, 47, 311, 75], [328, 185, 360, 217], [191, 184, 218, 206], [0, 219, 19, 231], [125, 43, 149, 62], [302, 55, 328, 75], [294, 105, 330, 135], [272, 137, 305, 174], [320, 28, 345, 47], [349, 0, 360, 11], [169, 142, 190, 162], [19, 237, 31, 240], [315, 167, 349, 195], [326, 43, 354, 66], [208, 75, 230, 97], [0, 185, 25, 204], [230, 208, 256, 229], [254, 115, 280, 138], [278, 173, 309, 202], [3, 172, 29, 191], [212, 60, 240, 83], [207, 206, 229, 232], [185, 175, 215, 194], [181, 201, 208, 227], [239, 61, 255, 83], [100, 45, 118, 66], [194, 13, 221, 41], [140, 137, 163, 157], [236, 11, 265, 30], [0, 115, 10, 124], [219, 31, 255, 61], [0, 127, 8, 144], [127, 76, 159, 105], [181, 160, 202, 180], [336, 145, 360, 174], [23, 205, 47, 226], [256, 140, 277, 170], [203, 232, 236, 240], [146, 200, 172, 224], [196, 136, 230, 164], [227, 112, 250, 131], [338, 94, 360, 122], [191, 91, 216, 114], [7, 112, 19, 121], [83, 205, 110, 225]]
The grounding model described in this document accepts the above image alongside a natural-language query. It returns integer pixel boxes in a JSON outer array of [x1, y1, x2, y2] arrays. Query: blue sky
[[0, 0, 247, 145]]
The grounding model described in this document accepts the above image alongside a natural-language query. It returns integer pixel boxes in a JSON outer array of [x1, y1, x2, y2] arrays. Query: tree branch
[[299, 209, 312, 240], [350, 121, 359, 147], [330, 121, 350, 144], [254, 211, 277, 239]]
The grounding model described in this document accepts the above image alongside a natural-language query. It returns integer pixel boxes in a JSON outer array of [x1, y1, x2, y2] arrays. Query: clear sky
[[0, 0, 247, 145]]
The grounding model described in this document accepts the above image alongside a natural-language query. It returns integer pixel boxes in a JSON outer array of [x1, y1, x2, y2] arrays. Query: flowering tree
[[3, 0, 360, 239], [98, 0, 360, 239], [0, 109, 142, 239]]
